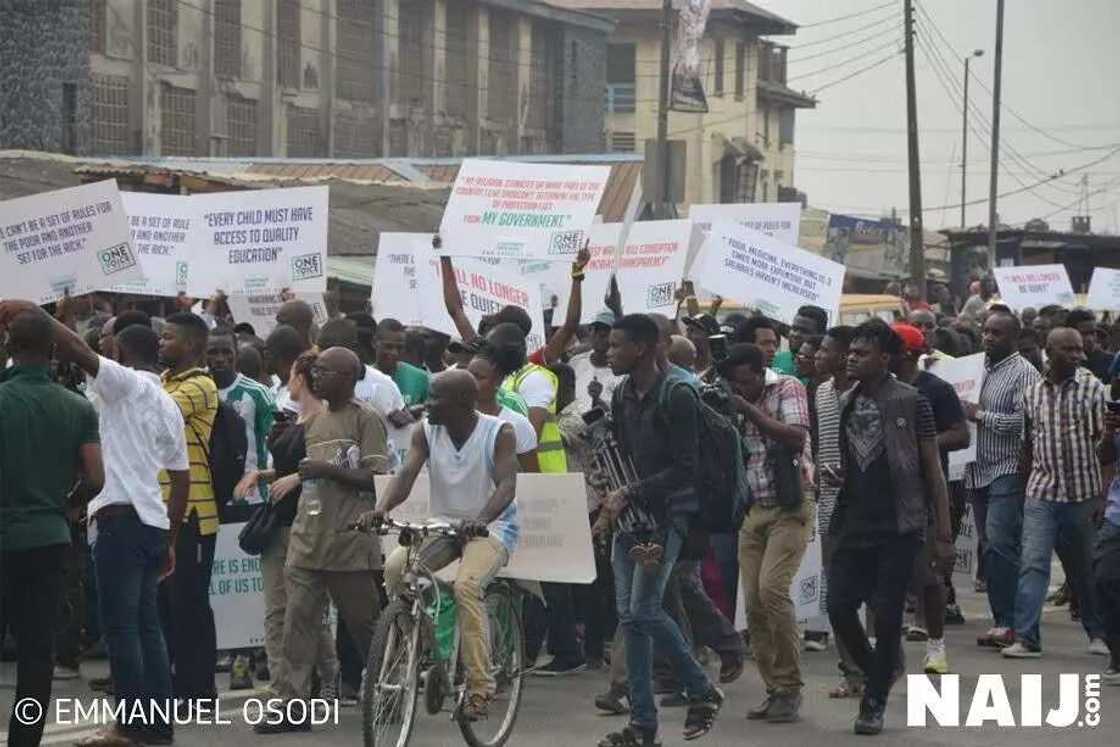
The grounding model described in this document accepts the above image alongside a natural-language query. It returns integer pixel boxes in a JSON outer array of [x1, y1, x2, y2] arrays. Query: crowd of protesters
[[2, 257, 1120, 746]]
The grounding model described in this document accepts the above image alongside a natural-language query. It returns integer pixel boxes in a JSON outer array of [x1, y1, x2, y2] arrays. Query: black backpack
[[189, 399, 248, 521], [658, 377, 752, 533]]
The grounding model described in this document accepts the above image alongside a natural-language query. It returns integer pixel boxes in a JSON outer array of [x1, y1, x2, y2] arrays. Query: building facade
[[0, 0, 611, 158], [554, 0, 815, 211]]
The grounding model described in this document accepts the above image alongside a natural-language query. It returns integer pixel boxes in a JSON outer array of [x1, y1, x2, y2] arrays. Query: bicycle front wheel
[[458, 585, 525, 747], [362, 599, 422, 747]]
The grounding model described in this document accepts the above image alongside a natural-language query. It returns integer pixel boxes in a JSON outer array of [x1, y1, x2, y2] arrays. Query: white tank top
[[424, 413, 520, 552]]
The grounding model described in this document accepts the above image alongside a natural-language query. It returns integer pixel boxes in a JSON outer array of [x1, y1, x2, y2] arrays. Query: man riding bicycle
[[358, 370, 519, 721]]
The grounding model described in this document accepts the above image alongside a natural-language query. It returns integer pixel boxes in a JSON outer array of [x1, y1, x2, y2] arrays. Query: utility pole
[[904, 0, 926, 299], [987, 0, 1005, 270], [961, 49, 984, 229], [654, 0, 673, 219]]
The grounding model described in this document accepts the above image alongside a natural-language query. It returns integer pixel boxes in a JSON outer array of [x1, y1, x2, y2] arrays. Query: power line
[[784, 11, 902, 51], [810, 51, 903, 95], [788, 24, 903, 65], [787, 37, 905, 82], [799, 1, 897, 28]]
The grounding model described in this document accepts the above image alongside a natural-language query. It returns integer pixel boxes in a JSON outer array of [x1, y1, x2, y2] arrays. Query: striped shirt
[[218, 374, 276, 502], [160, 368, 219, 535], [1023, 367, 1107, 503], [814, 378, 848, 533], [965, 353, 1041, 490]]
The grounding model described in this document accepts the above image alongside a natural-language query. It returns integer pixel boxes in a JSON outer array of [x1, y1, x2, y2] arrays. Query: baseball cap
[[682, 314, 721, 337], [891, 322, 926, 354], [590, 310, 616, 328]]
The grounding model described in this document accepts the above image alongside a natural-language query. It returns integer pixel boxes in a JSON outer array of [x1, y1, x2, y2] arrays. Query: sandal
[[459, 692, 491, 722], [682, 687, 723, 740], [829, 680, 864, 699], [597, 725, 661, 747]]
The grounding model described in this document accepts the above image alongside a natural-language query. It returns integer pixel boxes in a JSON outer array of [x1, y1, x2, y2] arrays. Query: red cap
[[891, 323, 926, 354]]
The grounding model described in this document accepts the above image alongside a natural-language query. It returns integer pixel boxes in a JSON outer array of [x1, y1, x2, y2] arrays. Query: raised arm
[[538, 244, 591, 365], [436, 235, 479, 344], [0, 300, 99, 376]]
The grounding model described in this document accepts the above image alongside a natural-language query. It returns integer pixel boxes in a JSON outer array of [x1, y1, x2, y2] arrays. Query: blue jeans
[[979, 475, 1025, 629], [613, 526, 713, 733], [93, 511, 174, 737], [1014, 499, 1104, 649]]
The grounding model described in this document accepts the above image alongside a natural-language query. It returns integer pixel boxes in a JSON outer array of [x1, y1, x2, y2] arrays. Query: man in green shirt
[[768, 306, 828, 384], [375, 318, 430, 406], [0, 305, 104, 746]]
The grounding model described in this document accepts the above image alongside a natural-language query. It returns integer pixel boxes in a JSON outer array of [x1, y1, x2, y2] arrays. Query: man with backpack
[[595, 314, 724, 747], [157, 311, 221, 702], [717, 343, 812, 724]]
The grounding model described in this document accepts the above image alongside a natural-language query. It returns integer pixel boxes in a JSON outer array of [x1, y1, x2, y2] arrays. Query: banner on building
[[992, 264, 1075, 311], [438, 159, 610, 261], [695, 222, 845, 325], [1086, 267, 1120, 310], [820, 213, 909, 278], [0, 180, 142, 304], [553, 219, 692, 323], [670, 0, 712, 113], [188, 186, 329, 297], [116, 192, 195, 297]]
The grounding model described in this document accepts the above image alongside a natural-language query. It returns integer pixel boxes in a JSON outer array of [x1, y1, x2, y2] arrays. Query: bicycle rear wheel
[[362, 600, 422, 747], [458, 585, 525, 747]]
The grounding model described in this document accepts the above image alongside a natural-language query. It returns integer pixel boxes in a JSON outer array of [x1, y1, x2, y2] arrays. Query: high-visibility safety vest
[[503, 364, 568, 474]]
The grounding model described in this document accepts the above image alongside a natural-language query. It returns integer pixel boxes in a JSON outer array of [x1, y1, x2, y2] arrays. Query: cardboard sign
[[688, 202, 802, 246], [992, 264, 1075, 311], [371, 233, 445, 329], [116, 192, 195, 297], [0, 180, 142, 304], [438, 160, 610, 260], [954, 502, 979, 579], [695, 222, 844, 325], [927, 353, 985, 480], [1086, 267, 1120, 311], [376, 473, 596, 584], [209, 523, 267, 650], [226, 291, 328, 338], [189, 186, 329, 296], [553, 220, 692, 323]]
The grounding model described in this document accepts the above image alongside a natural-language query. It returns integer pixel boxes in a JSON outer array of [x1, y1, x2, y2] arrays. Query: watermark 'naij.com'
[[907, 674, 1102, 728]]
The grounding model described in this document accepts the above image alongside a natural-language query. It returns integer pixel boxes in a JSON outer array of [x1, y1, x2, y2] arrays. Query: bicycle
[[355, 518, 525, 747]]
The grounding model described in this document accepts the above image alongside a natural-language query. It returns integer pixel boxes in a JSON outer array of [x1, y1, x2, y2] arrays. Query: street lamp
[[961, 49, 984, 229]]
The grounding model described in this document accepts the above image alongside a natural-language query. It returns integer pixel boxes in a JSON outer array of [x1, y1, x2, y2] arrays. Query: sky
[[752, 0, 1120, 233]]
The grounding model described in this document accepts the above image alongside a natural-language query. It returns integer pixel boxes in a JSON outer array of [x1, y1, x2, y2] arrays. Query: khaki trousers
[[260, 527, 338, 694], [277, 565, 380, 700], [738, 501, 812, 694], [384, 536, 508, 696]]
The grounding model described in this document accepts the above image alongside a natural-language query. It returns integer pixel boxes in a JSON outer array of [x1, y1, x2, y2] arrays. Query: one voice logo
[[907, 674, 1102, 728]]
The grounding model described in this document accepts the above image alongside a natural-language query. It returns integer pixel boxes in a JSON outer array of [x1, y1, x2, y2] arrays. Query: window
[[336, 0, 376, 102], [735, 41, 746, 98], [713, 38, 724, 95], [779, 108, 795, 147], [606, 44, 636, 114], [277, 0, 300, 88], [334, 111, 379, 157], [214, 0, 241, 78], [488, 10, 515, 124], [92, 74, 131, 154], [226, 94, 256, 156], [147, 0, 177, 67], [160, 83, 195, 156], [398, 0, 425, 107], [445, 1, 468, 118], [91, 0, 107, 55], [61, 83, 78, 155], [609, 131, 636, 153], [528, 22, 554, 131], [286, 105, 324, 156]]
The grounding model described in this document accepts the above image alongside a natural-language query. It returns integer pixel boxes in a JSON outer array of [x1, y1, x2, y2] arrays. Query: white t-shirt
[[568, 351, 622, 414], [513, 368, 556, 410], [355, 364, 407, 469], [496, 406, 538, 455], [88, 357, 189, 532]]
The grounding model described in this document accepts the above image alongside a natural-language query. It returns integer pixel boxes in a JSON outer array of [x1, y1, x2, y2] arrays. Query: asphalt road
[[2, 587, 1117, 746]]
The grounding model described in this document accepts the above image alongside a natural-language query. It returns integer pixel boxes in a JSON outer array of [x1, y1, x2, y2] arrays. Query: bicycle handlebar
[[347, 517, 489, 539]]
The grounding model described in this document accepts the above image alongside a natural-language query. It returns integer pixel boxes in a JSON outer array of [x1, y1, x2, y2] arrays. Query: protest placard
[[1086, 267, 1120, 310], [992, 264, 1075, 311], [553, 220, 692, 323], [695, 222, 845, 325], [438, 160, 610, 260], [0, 179, 142, 304], [210, 523, 267, 650], [115, 192, 196, 297], [188, 186, 328, 296], [687, 202, 802, 246], [954, 503, 979, 579], [371, 233, 448, 331], [376, 473, 596, 584], [928, 353, 985, 480], [226, 290, 328, 338]]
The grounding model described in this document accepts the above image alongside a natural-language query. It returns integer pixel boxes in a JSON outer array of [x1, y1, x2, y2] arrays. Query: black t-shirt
[[269, 421, 307, 526], [1085, 350, 1113, 384], [913, 371, 965, 475], [834, 392, 936, 546]]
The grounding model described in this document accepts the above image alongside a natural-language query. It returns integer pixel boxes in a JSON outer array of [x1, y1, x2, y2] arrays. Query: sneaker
[[747, 693, 773, 720], [944, 604, 966, 625], [854, 696, 885, 735], [1103, 667, 1120, 686], [320, 676, 339, 702], [804, 636, 827, 653], [459, 692, 491, 722], [766, 690, 801, 723], [1001, 641, 1042, 659], [1089, 639, 1110, 657], [532, 657, 587, 676], [906, 626, 929, 642], [229, 655, 253, 690], [54, 664, 80, 681], [977, 627, 1012, 648], [595, 686, 629, 715], [923, 644, 949, 675], [597, 725, 660, 747], [339, 681, 359, 707]]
